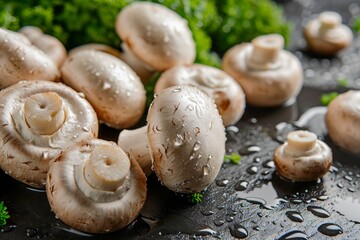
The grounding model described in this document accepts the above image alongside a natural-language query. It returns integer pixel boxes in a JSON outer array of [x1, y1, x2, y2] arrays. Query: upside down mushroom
[[304, 11, 352, 56], [154, 64, 246, 126], [0, 81, 98, 188], [274, 130, 332, 182], [0, 28, 60, 89], [147, 85, 226, 193], [222, 34, 303, 107], [326, 90, 360, 155], [46, 139, 147, 233]]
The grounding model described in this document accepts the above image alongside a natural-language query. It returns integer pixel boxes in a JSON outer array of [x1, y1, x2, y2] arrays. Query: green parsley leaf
[[224, 153, 241, 164], [320, 92, 339, 106], [337, 78, 348, 87], [0, 201, 10, 227], [188, 192, 203, 204]]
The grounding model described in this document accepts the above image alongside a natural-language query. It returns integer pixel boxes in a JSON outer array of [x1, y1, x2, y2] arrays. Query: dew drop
[[318, 223, 343, 236], [213, 219, 225, 226], [202, 164, 211, 176], [174, 134, 184, 147], [263, 159, 275, 168], [26, 228, 37, 237], [78, 92, 86, 98], [253, 226, 260, 231], [196, 227, 217, 236], [276, 230, 308, 240], [153, 93, 159, 98], [246, 165, 258, 174], [42, 151, 50, 160], [103, 82, 111, 90], [1, 224, 17, 233], [82, 126, 89, 132], [337, 183, 343, 188], [229, 224, 248, 239], [307, 206, 330, 218], [193, 141, 201, 151], [285, 211, 304, 222], [201, 210, 214, 216], [216, 179, 229, 187], [344, 175, 353, 181], [235, 180, 249, 191], [317, 195, 329, 201], [172, 87, 181, 92]]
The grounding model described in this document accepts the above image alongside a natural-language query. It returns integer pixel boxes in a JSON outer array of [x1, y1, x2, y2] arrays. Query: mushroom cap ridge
[[326, 90, 360, 154], [116, 2, 196, 71], [147, 85, 226, 193], [0, 80, 98, 188], [154, 64, 246, 126], [222, 43, 303, 107], [46, 139, 147, 233]]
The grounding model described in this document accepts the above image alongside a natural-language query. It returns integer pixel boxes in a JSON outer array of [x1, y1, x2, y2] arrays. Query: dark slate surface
[[1, 0, 360, 239]]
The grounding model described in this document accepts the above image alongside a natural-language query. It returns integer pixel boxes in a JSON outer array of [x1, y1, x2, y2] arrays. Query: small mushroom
[[274, 130, 332, 182], [147, 85, 226, 193], [46, 138, 146, 233], [326, 90, 360, 155], [304, 11, 352, 56], [222, 34, 303, 107], [19, 26, 67, 67], [115, 2, 196, 72], [0, 28, 60, 89], [155, 64, 246, 126], [0, 80, 99, 188], [118, 126, 152, 176], [68, 43, 122, 58], [61, 50, 146, 129]]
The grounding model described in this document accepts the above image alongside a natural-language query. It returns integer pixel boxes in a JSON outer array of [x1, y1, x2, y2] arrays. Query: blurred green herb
[[353, 15, 360, 33], [224, 153, 241, 164], [337, 78, 348, 87], [188, 192, 203, 204], [0, 201, 10, 226], [0, 0, 291, 66], [320, 92, 339, 106]]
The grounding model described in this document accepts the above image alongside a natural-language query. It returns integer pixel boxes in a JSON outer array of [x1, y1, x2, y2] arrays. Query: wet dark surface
[[1, 0, 360, 239]]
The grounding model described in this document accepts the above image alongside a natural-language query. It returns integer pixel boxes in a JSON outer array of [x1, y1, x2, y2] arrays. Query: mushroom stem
[[318, 11, 341, 37], [248, 34, 284, 69], [285, 130, 317, 155], [120, 43, 155, 83], [24, 92, 65, 135], [83, 145, 130, 191]]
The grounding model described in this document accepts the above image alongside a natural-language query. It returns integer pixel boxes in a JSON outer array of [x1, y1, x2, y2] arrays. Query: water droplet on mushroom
[[229, 223, 248, 238], [73, 134, 79, 139], [153, 93, 159, 98], [103, 82, 111, 90], [172, 87, 181, 92], [28, 69, 34, 74], [307, 206, 330, 218], [163, 36, 170, 43], [235, 180, 249, 191], [193, 141, 201, 151], [126, 90, 131, 97], [174, 134, 184, 147], [42, 151, 50, 160], [276, 230, 308, 240], [203, 164, 211, 176], [20, 57, 25, 61], [82, 127, 89, 132], [109, 64, 115, 69], [285, 211, 304, 222], [78, 92, 86, 98], [318, 223, 343, 236]]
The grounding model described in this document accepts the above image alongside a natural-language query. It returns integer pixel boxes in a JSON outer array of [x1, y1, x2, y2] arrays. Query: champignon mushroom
[[147, 85, 226, 193], [68, 43, 122, 58], [274, 130, 332, 182], [118, 126, 152, 176], [0, 80, 98, 188], [326, 90, 360, 154], [304, 11, 352, 56], [115, 2, 196, 73], [61, 49, 146, 129], [46, 138, 146, 233], [155, 64, 246, 126], [0, 28, 60, 89], [222, 34, 303, 107], [19, 26, 67, 67]]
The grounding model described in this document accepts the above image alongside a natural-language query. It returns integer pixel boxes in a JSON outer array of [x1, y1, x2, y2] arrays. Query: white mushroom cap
[[326, 90, 360, 154], [19, 26, 68, 67], [304, 11, 353, 55], [118, 126, 153, 176], [61, 50, 146, 129], [0, 28, 60, 89], [115, 2, 196, 71], [46, 138, 147, 233], [0, 80, 99, 188], [147, 85, 226, 193], [155, 64, 246, 126], [68, 43, 122, 58], [222, 34, 303, 107], [274, 130, 332, 182]]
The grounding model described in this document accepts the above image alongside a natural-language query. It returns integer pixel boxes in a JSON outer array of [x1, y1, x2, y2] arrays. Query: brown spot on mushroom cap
[[274, 130, 332, 182], [222, 37, 303, 107], [326, 90, 360, 155], [115, 2, 196, 71], [154, 64, 246, 126], [0, 28, 60, 89], [304, 11, 353, 56], [0, 80, 98, 188], [46, 139, 146, 233], [147, 85, 226, 193], [61, 50, 146, 129]]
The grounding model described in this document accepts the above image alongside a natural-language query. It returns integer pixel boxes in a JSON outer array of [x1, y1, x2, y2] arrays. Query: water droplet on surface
[[246, 165, 258, 174], [263, 159, 275, 168], [216, 179, 229, 187], [317, 195, 329, 201], [285, 211, 304, 222], [253, 157, 261, 163], [195, 227, 217, 236], [213, 219, 225, 226], [1, 224, 17, 233], [201, 210, 214, 216], [276, 230, 308, 240], [318, 223, 343, 236], [26, 228, 37, 237], [235, 181, 249, 191], [337, 183, 343, 188], [229, 224, 248, 239], [253, 226, 260, 231], [307, 206, 330, 218], [344, 175, 353, 181]]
